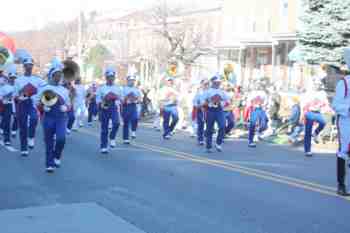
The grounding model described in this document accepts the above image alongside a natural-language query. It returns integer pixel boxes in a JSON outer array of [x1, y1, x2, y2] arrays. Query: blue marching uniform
[[202, 86, 229, 151], [224, 110, 235, 135], [66, 108, 75, 132], [96, 84, 122, 151], [37, 85, 70, 170], [122, 84, 141, 142], [14, 73, 46, 154], [0, 83, 14, 145]]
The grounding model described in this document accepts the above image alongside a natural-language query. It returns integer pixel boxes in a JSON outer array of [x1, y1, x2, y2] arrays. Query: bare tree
[[149, 0, 216, 66]]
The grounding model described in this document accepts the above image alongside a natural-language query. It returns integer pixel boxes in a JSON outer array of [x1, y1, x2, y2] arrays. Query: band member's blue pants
[[100, 106, 120, 148], [224, 111, 235, 135], [88, 101, 98, 123], [42, 115, 67, 168], [17, 99, 38, 151], [66, 109, 75, 130], [12, 114, 17, 133], [197, 109, 205, 142], [206, 107, 225, 149], [122, 103, 138, 140], [1, 103, 12, 143]]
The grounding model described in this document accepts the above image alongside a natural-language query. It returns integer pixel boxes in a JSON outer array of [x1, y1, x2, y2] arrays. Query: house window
[[280, 0, 289, 30]]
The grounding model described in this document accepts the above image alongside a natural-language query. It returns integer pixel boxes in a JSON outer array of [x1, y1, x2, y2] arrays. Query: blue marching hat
[[105, 67, 116, 77], [23, 57, 34, 65], [210, 74, 222, 82], [47, 59, 63, 80], [344, 48, 350, 69], [127, 75, 137, 81]]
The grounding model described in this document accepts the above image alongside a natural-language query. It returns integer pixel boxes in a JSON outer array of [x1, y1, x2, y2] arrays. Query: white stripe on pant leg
[[337, 116, 350, 159]]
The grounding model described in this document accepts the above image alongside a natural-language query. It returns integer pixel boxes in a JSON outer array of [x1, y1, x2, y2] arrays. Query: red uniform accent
[[22, 83, 37, 97], [243, 105, 253, 122], [192, 107, 197, 121]]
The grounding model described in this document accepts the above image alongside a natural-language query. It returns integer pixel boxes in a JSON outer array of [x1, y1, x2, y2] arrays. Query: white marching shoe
[[110, 140, 116, 148], [46, 167, 55, 173], [123, 139, 131, 145], [100, 148, 108, 154], [28, 138, 35, 149], [21, 150, 29, 156], [131, 131, 136, 139], [54, 158, 61, 167], [215, 144, 222, 152]]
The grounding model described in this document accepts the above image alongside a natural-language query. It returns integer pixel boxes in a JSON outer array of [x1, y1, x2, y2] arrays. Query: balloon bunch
[[0, 32, 16, 70]]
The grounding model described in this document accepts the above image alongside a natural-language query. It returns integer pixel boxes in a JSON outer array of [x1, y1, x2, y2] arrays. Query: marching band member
[[246, 90, 269, 148], [72, 78, 86, 130], [302, 85, 332, 156], [14, 57, 46, 156], [0, 74, 14, 146], [332, 48, 350, 196], [192, 79, 209, 145], [159, 76, 179, 139], [96, 67, 122, 154], [36, 63, 70, 173], [86, 82, 98, 125], [202, 75, 229, 152], [122, 75, 141, 143]]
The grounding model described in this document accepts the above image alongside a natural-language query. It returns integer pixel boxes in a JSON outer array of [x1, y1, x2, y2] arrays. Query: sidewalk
[[0, 203, 146, 233]]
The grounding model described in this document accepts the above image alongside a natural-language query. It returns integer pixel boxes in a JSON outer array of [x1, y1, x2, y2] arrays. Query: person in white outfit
[[72, 78, 86, 130]]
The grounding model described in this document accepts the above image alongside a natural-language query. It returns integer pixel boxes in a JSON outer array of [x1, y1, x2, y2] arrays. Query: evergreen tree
[[298, 0, 350, 66]]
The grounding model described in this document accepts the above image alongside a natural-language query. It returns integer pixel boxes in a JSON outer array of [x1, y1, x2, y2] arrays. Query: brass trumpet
[[40, 89, 58, 107]]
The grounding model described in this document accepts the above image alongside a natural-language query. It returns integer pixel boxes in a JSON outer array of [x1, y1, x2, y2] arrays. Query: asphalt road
[[0, 121, 349, 233]]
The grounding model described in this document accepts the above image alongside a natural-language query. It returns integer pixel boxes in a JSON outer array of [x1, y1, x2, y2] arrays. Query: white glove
[[44, 106, 51, 112], [60, 105, 68, 112], [18, 95, 28, 101]]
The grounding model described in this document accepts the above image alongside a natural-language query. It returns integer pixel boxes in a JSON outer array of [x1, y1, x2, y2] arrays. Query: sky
[[1, 0, 222, 32], [1, 0, 157, 32]]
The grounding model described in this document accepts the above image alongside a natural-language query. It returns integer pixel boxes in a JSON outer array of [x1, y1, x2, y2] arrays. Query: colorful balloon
[[0, 32, 16, 53], [0, 32, 16, 70]]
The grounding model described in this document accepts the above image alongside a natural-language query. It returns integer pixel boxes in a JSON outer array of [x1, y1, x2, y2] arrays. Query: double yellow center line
[[79, 128, 349, 201]]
